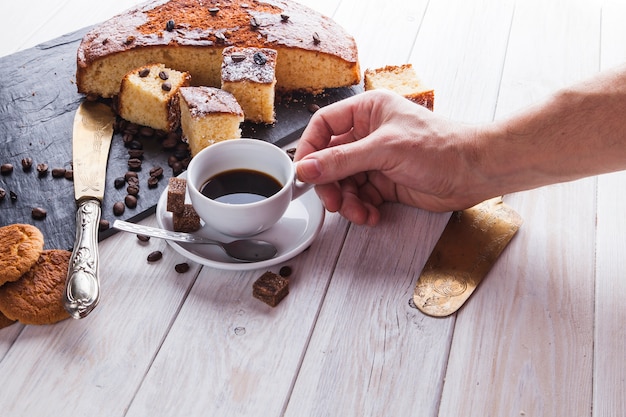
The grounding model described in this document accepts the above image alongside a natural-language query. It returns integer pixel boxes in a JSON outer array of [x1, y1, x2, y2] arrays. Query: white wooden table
[[2, 0, 626, 415]]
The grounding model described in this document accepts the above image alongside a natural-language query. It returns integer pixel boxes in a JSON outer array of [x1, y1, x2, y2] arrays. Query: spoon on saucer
[[113, 220, 278, 262]]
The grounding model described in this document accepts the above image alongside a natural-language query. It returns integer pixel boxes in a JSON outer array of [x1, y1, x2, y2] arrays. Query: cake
[[221, 46, 277, 124], [178, 86, 244, 156], [364, 64, 434, 111], [118, 63, 191, 131], [76, 0, 360, 98]]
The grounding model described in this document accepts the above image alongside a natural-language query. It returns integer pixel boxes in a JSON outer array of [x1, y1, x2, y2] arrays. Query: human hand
[[294, 90, 488, 225]]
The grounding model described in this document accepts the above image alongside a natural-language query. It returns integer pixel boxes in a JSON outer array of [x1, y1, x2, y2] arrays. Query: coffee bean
[[147, 250, 163, 262], [175, 262, 190, 273], [125, 194, 138, 208], [52, 167, 66, 178], [127, 177, 140, 188], [125, 171, 139, 181], [147, 176, 159, 189], [21, 157, 33, 171], [0, 188, 5, 201], [138, 67, 150, 77], [162, 136, 178, 150], [165, 19, 175, 32], [162, 82, 172, 92], [231, 53, 246, 62], [9, 191, 17, 202], [114, 177, 126, 189], [312, 32, 321, 44], [113, 201, 125, 216], [128, 158, 142, 171], [1, 163, 13, 175], [253, 51, 267, 65], [149, 166, 164, 178], [128, 149, 144, 159], [173, 149, 189, 160], [124, 123, 139, 135], [137, 234, 150, 242], [99, 219, 110, 231], [209, 7, 220, 15], [64, 169, 74, 180], [36, 163, 48, 176], [307, 103, 320, 113], [31, 207, 47, 220], [172, 162, 184, 176], [127, 184, 140, 196], [122, 133, 135, 146], [128, 140, 143, 150], [167, 155, 178, 167], [139, 126, 155, 137]]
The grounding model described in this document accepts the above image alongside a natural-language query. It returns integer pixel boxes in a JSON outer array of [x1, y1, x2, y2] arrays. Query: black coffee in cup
[[201, 169, 282, 204]]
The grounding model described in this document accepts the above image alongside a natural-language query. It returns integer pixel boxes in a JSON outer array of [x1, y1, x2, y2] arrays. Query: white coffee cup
[[186, 138, 312, 236]]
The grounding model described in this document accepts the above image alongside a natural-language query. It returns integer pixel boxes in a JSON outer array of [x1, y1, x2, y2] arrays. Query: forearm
[[476, 64, 626, 196]]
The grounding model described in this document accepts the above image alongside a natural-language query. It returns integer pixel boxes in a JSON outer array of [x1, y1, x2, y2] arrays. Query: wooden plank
[[124, 213, 349, 416], [410, 0, 515, 122], [439, 1, 600, 415], [285, 1, 515, 415], [0, 216, 200, 416], [333, 0, 430, 70], [594, 2, 626, 415], [1, 1, 145, 58]]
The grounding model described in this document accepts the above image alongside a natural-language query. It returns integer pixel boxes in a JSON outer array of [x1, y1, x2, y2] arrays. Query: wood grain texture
[[594, 3, 626, 416], [125, 213, 349, 417], [286, 206, 452, 417], [2, 1, 625, 416], [440, 1, 600, 415]]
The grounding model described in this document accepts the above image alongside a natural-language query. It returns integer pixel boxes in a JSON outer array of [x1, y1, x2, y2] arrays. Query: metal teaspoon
[[113, 220, 278, 262]]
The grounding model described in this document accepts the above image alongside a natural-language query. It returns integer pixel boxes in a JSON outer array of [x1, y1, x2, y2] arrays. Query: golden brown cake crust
[[0, 250, 72, 325], [78, 0, 357, 66], [0, 224, 45, 286], [76, 0, 360, 96]]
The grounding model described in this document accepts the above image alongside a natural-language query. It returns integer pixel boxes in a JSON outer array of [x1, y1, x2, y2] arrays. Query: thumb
[[295, 139, 379, 184]]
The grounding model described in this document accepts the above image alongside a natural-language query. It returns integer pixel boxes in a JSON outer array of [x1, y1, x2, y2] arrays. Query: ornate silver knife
[[64, 101, 115, 319]]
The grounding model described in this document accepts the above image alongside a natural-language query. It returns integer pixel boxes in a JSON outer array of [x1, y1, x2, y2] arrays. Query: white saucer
[[155, 172, 325, 270]]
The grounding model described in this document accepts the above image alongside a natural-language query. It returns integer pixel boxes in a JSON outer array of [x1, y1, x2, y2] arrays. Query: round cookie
[[0, 224, 45, 286], [0, 250, 71, 325]]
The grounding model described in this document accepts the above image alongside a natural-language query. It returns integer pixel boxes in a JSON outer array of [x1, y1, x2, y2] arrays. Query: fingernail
[[296, 158, 322, 180]]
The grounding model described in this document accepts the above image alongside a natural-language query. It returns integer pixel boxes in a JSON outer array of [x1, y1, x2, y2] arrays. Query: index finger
[[294, 93, 371, 161]]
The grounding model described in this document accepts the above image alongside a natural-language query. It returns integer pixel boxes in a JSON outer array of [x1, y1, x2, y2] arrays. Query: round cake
[[76, 0, 361, 98]]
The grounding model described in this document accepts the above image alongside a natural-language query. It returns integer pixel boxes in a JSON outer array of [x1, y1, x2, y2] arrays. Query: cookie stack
[[0, 224, 71, 327]]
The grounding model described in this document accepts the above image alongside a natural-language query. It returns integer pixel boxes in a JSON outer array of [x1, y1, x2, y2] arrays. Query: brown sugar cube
[[172, 204, 201, 232], [252, 271, 289, 307], [167, 177, 187, 214]]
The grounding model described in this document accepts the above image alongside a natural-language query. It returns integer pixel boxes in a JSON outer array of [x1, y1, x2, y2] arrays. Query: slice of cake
[[76, 0, 360, 98], [178, 86, 244, 157], [364, 64, 434, 111], [118, 63, 191, 131], [221, 46, 277, 124]]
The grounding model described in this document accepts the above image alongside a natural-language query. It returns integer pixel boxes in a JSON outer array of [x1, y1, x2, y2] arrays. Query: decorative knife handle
[[64, 199, 101, 319]]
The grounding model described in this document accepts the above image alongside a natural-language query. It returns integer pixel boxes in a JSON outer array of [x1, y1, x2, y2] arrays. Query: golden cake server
[[413, 197, 522, 317], [64, 101, 115, 319]]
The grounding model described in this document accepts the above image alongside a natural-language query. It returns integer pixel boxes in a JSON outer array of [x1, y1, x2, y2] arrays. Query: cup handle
[[292, 178, 313, 200]]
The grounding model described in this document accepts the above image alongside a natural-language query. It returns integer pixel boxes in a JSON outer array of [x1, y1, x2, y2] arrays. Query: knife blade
[[64, 101, 115, 319], [413, 197, 522, 317]]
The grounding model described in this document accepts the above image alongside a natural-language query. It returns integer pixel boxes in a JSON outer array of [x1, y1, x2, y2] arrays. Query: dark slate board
[[0, 26, 361, 250]]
